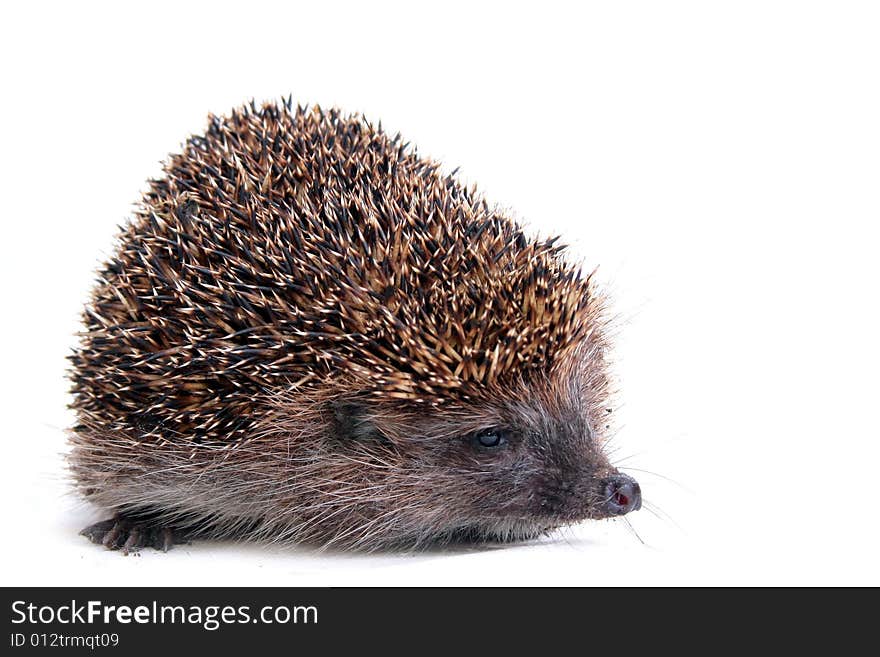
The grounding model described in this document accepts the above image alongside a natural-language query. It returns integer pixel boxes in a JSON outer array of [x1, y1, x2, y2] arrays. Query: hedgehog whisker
[[620, 516, 646, 546]]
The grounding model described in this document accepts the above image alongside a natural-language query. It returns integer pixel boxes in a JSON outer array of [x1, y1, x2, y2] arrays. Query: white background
[[1, 1, 878, 586]]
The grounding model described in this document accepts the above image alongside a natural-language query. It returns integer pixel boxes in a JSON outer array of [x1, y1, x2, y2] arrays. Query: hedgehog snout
[[598, 473, 642, 516]]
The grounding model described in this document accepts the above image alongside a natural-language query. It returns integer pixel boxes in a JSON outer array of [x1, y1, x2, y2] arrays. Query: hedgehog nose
[[600, 473, 642, 516]]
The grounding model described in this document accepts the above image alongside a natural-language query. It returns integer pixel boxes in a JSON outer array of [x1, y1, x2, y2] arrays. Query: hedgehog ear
[[331, 400, 389, 443]]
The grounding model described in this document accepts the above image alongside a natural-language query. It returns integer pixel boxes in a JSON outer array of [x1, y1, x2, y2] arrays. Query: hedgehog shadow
[[177, 527, 599, 561]]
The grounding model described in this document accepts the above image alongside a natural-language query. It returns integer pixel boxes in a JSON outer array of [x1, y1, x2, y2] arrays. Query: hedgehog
[[69, 98, 640, 554]]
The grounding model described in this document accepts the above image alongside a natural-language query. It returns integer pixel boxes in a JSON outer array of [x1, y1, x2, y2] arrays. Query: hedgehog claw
[[80, 517, 187, 555]]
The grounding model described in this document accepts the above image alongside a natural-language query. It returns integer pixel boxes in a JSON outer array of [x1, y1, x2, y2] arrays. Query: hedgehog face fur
[[317, 379, 625, 547], [69, 99, 640, 552]]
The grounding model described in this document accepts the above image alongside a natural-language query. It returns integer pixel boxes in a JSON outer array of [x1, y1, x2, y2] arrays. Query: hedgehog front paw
[[80, 517, 186, 555]]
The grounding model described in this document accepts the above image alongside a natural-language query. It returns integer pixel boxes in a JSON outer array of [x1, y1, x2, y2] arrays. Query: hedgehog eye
[[471, 429, 509, 450]]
